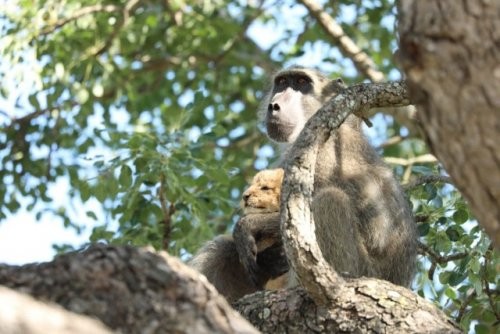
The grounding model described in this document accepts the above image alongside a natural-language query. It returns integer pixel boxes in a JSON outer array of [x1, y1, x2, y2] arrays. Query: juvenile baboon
[[237, 67, 417, 287], [188, 169, 288, 302]]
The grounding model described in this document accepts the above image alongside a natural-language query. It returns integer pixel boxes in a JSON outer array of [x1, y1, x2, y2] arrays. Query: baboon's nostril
[[268, 103, 280, 114]]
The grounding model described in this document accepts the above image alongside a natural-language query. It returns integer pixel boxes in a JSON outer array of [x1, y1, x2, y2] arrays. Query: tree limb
[[0, 287, 113, 334], [403, 174, 453, 191], [235, 281, 460, 333], [0, 244, 258, 334], [297, 0, 384, 82], [40, 4, 122, 36], [281, 81, 409, 303]]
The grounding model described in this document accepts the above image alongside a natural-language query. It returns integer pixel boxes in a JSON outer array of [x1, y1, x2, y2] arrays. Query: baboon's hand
[[233, 213, 283, 287], [233, 216, 262, 287]]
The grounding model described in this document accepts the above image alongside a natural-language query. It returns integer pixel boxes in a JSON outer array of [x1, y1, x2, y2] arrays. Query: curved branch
[[281, 81, 410, 303]]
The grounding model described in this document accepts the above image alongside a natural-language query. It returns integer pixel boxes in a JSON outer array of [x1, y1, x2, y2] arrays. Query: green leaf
[[439, 271, 451, 284], [424, 183, 437, 200], [448, 271, 467, 286], [119, 165, 133, 188], [435, 232, 452, 253], [437, 217, 448, 225], [80, 181, 91, 201], [76, 88, 89, 104], [445, 226, 462, 242], [417, 223, 430, 236], [411, 165, 434, 175], [443, 287, 457, 299], [474, 324, 489, 334], [452, 209, 469, 224], [86, 211, 97, 220]]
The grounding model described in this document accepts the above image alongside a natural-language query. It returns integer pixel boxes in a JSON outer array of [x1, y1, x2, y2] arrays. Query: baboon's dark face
[[265, 69, 326, 142]]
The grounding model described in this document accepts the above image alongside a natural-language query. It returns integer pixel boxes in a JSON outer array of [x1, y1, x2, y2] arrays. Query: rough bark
[[398, 0, 500, 246], [0, 244, 257, 334], [235, 282, 459, 334], [0, 286, 113, 334]]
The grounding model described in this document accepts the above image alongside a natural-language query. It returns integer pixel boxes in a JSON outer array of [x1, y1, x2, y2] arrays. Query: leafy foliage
[[0, 0, 497, 332]]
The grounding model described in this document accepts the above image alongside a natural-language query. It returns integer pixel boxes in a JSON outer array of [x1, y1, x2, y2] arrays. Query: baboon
[[191, 67, 417, 302], [188, 169, 289, 302], [236, 67, 417, 287]]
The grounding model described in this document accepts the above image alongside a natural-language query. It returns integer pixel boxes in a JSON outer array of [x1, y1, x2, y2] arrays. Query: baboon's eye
[[297, 77, 308, 85], [260, 186, 270, 191], [276, 77, 286, 85]]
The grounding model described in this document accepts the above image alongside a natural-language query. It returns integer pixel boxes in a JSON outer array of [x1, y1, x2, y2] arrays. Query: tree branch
[[158, 174, 175, 251], [398, 0, 500, 247], [235, 281, 461, 333], [0, 245, 258, 334], [384, 153, 438, 166], [92, 0, 141, 56], [40, 4, 122, 36], [0, 287, 113, 334], [297, 0, 384, 82], [281, 81, 411, 304], [417, 241, 468, 280], [403, 174, 453, 191]]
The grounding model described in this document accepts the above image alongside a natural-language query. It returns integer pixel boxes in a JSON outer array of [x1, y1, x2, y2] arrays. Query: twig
[[456, 289, 477, 323], [40, 4, 121, 36], [158, 174, 175, 251], [297, 0, 384, 82], [2, 101, 78, 131], [93, 0, 141, 56], [417, 241, 467, 280], [377, 135, 408, 149], [384, 154, 438, 166], [414, 214, 430, 223], [418, 242, 468, 264], [403, 175, 453, 191], [482, 244, 499, 321]]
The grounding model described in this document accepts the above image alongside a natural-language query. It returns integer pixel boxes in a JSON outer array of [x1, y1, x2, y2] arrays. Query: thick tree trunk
[[398, 0, 500, 246], [0, 245, 257, 334]]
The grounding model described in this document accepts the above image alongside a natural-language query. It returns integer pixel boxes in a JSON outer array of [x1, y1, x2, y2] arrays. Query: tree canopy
[[0, 1, 497, 333]]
